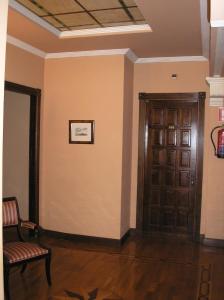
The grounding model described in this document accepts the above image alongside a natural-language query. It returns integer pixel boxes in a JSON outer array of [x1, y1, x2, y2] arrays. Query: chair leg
[[20, 263, 27, 274], [4, 265, 10, 300], [45, 254, 52, 286]]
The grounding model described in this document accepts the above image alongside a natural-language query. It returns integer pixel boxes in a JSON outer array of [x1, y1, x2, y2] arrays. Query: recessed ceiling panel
[[92, 9, 130, 24], [17, 0, 46, 16], [103, 21, 134, 27], [128, 7, 144, 20], [43, 16, 64, 28], [57, 13, 98, 27], [123, 0, 137, 6], [14, 0, 147, 31], [36, 0, 84, 14], [69, 24, 101, 30], [78, 0, 122, 10], [58, 27, 69, 32]]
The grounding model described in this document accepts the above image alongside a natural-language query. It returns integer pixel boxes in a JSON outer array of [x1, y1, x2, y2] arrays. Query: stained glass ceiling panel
[[15, 0, 147, 32]]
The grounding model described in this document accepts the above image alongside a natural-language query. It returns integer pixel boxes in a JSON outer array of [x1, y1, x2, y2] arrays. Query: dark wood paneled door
[[137, 93, 205, 238]]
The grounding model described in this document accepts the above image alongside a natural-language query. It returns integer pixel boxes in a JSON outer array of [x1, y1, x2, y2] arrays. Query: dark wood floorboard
[[7, 234, 224, 300]]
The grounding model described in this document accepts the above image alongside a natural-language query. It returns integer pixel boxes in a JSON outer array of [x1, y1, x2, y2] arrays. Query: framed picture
[[69, 120, 95, 144]]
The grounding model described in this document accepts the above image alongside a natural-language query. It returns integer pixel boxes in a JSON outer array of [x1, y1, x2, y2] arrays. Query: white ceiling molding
[[59, 24, 151, 38], [125, 49, 138, 63], [6, 35, 209, 65], [45, 49, 130, 59], [7, 35, 46, 58], [206, 76, 224, 106], [200, 0, 210, 58], [211, 20, 224, 27], [136, 56, 208, 64], [9, 0, 59, 36]]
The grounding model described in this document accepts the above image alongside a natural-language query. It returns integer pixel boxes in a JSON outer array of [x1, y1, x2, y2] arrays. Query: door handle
[[191, 174, 195, 186]]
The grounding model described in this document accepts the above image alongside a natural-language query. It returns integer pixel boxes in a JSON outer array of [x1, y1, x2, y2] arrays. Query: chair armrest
[[21, 221, 38, 231]]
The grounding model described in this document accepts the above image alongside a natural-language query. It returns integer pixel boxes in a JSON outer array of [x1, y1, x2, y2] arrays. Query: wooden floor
[[8, 233, 224, 300]]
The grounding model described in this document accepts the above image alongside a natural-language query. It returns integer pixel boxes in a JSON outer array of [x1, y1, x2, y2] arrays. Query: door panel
[[143, 100, 198, 235]]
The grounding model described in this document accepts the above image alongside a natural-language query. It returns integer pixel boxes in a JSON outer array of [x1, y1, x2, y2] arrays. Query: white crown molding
[[211, 20, 224, 28], [6, 35, 135, 61], [45, 49, 131, 59], [126, 49, 138, 63], [7, 35, 46, 58], [7, 35, 209, 65], [136, 56, 208, 64], [9, 0, 60, 36], [206, 77, 224, 85], [59, 24, 151, 38]]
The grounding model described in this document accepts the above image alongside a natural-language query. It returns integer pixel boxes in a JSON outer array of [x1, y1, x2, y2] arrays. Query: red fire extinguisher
[[211, 124, 224, 158]]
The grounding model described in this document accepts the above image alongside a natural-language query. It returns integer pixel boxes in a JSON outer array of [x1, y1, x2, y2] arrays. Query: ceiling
[[15, 0, 146, 31], [7, 0, 205, 58]]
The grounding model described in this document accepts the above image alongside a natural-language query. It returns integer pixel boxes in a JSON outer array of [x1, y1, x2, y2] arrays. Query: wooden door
[[137, 93, 205, 238]]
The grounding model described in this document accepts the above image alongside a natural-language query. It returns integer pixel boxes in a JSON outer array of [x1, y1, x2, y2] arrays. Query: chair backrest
[[3, 197, 19, 227]]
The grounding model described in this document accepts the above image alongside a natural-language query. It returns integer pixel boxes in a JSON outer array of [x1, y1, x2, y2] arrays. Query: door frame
[[4, 81, 41, 224], [136, 92, 206, 240]]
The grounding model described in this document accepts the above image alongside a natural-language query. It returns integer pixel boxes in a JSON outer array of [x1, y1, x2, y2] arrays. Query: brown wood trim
[[120, 229, 131, 244], [4, 81, 41, 225], [194, 93, 206, 241], [29, 94, 41, 224], [136, 100, 148, 230], [139, 92, 205, 101], [136, 92, 206, 239], [5, 81, 41, 96], [207, 0, 211, 22], [200, 235, 224, 248], [44, 229, 131, 246]]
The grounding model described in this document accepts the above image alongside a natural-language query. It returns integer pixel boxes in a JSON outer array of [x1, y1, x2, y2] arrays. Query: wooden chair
[[3, 197, 52, 300]]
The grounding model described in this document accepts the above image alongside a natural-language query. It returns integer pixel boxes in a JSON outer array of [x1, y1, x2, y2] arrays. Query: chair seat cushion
[[4, 242, 48, 263]]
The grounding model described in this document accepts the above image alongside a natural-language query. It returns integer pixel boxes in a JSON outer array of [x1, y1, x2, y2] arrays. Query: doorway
[[3, 81, 41, 224], [137, 92, 205, 240]]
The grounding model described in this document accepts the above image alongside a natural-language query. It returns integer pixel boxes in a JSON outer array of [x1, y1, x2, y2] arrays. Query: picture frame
[[69, 120, 95, 144]]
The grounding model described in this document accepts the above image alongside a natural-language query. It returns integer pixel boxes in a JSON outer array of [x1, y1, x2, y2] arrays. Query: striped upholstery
[[21, 221, 37, 230], [4, 242, 49, 263], [3, 200, 19, 227]]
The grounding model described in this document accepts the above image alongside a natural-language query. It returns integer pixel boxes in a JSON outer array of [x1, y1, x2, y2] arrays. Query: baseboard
[[200, 234, 224, 248], [44, 228, 224, 248], [43, 228, 133, 247]]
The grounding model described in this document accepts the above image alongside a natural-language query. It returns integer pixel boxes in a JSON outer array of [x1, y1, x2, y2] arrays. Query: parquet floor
[[8, 234, 224, 300]]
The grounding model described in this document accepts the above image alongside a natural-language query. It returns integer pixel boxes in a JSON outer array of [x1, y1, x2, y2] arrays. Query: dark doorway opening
[[4, 81, 41, 224], [137, 92, 205, 240]]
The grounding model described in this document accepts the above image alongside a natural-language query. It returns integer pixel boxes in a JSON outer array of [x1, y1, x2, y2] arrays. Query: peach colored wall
[[211, 0, 224, 22], [131, 61, 212, 237], [202, 106, 224, 239], [5, 43, 44, 89], [3, 91, 30, 219], [120, 57, 134, 237], [42, 56, 126, 239]]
